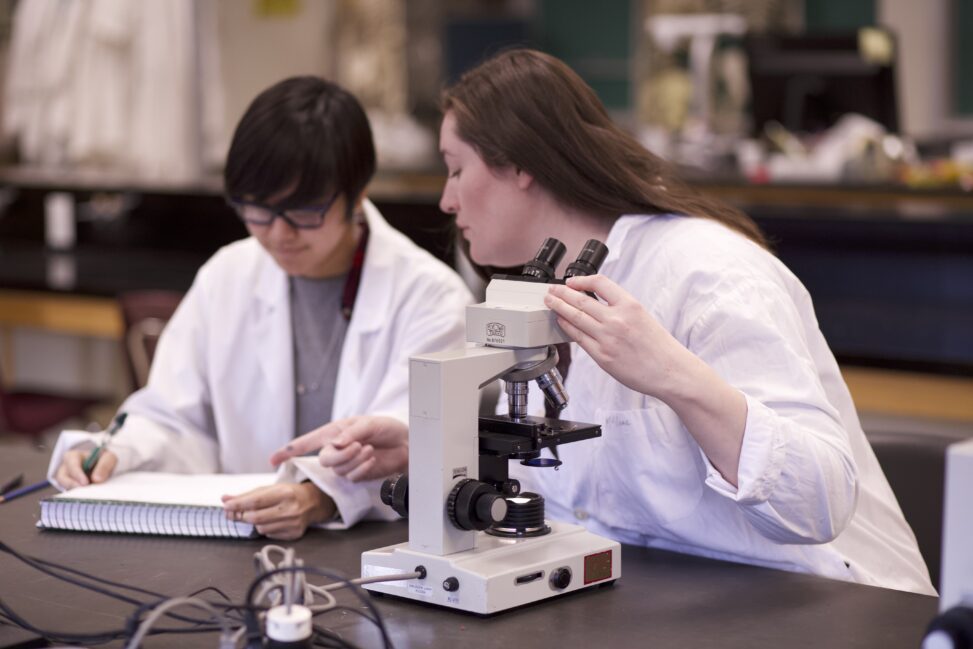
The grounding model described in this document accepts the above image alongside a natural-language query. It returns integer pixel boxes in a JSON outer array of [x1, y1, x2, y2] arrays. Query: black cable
[[1, 540, 228, 628], [3, 539, 395, 648], [311, 625, 361, 649], [0, 597, 127, 645], [311, 623, 366, 649], [246, 566, 394, 649], [32, 555, 166, 598], [0, 540, 232, 643], [0, 540, 149, 607]]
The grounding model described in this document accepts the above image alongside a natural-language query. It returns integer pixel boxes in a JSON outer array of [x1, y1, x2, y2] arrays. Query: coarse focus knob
[[447, 479, 508, 531], [380, 473, 409, 518]]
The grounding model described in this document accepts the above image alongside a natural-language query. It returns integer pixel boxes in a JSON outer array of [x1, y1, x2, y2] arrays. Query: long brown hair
[[441, 49, 767, 248]]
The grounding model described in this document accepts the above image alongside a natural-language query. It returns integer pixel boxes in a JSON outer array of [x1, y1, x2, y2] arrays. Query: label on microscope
[[408, 582, 434, 598]]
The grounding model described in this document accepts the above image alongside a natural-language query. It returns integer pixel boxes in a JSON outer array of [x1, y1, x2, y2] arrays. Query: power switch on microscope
[[549, 567, 572, 590], [443, 577, 460, 592]]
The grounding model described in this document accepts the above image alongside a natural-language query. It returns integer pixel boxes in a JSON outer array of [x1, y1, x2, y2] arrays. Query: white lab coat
[[48, 201, 473, 526], [4, 0, 224, 178], [514, 214, 935, 595]]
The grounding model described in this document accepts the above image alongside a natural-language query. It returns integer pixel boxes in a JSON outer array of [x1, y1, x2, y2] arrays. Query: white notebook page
[[50, 472, 277, 506]]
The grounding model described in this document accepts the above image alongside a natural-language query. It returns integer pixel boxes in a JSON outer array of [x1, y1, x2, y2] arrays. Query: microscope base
[[361, 521, 621, 614]]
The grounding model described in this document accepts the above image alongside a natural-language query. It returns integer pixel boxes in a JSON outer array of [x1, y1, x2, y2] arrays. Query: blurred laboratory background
[[0, 0, 970, 455]]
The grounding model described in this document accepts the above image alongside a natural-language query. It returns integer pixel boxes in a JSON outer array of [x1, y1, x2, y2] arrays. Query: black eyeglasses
[[228, 193, 339, 230]]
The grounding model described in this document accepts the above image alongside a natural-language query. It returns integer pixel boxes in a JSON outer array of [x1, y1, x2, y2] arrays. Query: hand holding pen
[[53, 413, 127, 490]]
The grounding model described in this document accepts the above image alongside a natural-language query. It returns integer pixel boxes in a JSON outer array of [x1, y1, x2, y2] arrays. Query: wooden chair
[[116, 290, 184, 390]]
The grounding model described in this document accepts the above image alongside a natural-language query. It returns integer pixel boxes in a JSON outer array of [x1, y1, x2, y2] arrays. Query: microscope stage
[[361, 521, 621, 614]]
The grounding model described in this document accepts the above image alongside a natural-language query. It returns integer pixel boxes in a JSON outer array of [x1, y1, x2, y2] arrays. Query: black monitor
[[744, 28, 899, 136]]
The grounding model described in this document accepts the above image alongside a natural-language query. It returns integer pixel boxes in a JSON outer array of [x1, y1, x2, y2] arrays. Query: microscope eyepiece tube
[[564, 239, 609, 278], [522, 237, 567, 281]]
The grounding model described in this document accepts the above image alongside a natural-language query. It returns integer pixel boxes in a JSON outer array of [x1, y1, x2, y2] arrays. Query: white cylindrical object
[[265, 604, 312, 643], [44, 192, 76, 250]]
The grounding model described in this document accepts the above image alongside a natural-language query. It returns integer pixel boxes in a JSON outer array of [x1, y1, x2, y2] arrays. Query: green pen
[[82, 412, 128, 478]]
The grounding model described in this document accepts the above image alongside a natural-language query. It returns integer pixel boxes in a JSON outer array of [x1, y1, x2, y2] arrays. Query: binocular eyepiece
[[513, 237, 608, 418], [522, 237, 608, 282]]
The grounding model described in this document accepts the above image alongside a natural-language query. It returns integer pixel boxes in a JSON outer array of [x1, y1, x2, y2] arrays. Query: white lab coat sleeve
[[685, 276, 858, 544], [309, 269, 471, 526], [280, 263, 471, 528], [278, 457, 398, 529], [354, 266, 473, 425]]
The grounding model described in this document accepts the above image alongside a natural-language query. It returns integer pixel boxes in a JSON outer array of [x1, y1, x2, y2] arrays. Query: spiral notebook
[[37, 472, 277, 538]]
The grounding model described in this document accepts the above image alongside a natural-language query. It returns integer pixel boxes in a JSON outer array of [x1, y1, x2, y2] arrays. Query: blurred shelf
[[843, 366, 973, 423], [0, 290, 121, 338]]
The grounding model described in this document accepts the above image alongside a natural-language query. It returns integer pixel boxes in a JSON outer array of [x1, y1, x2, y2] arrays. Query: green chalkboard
[[536, 0, 632, 109], [804, 0, 875, 31]]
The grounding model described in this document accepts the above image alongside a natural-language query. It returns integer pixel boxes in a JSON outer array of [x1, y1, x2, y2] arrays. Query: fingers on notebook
[[90, 452, 117, 484], [223, 486, 273, 512], [57, 450, 91, 489], [221, 484, 316, 539]]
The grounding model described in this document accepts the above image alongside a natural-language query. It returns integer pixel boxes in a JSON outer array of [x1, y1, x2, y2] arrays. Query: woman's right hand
[[54, 449, 118, 489], [270, 416, 408, 482]]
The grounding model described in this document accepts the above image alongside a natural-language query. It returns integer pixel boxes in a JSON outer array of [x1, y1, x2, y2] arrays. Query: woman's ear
[[515, 167, 534, 190]]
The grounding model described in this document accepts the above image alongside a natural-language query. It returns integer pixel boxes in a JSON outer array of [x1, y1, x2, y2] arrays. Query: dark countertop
[[0, 444, 940, 649]]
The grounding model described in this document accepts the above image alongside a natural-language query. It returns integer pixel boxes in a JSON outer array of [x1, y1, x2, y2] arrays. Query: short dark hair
[[225, 76, 375, 218]]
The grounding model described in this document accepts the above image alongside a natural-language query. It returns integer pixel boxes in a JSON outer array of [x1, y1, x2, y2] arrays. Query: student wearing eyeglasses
[[47, 76, 473, 540]]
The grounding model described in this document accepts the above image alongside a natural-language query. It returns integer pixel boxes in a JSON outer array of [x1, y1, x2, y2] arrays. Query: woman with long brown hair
[[436, 48, 933, 595]]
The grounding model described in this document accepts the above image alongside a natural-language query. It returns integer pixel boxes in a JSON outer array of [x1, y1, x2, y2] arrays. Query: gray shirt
[[290, 274, 349, 437]]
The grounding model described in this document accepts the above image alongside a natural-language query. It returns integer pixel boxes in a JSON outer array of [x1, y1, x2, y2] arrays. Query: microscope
[[361, 238, 621, 614], [922, 438, 973, 649]]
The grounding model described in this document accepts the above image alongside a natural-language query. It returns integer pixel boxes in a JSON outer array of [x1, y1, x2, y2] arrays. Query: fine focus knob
[[380, 473, 409, 518], [447, 479, 508, 531]]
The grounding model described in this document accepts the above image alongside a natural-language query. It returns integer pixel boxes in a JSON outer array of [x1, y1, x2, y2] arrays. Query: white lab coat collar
[[249, 199, 401, 427], [249, 198, 395, 327], [602, 214, 657, 271], [349, 199, 401, 334]]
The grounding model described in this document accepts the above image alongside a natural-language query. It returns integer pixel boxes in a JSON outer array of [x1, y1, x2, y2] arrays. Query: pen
[[0, 473, 24, 495], [82, 412, 128, 477], [0, 479, 51, 504]]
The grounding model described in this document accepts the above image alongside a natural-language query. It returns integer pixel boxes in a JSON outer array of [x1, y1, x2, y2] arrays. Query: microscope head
[[466, 238, 609, 348]]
